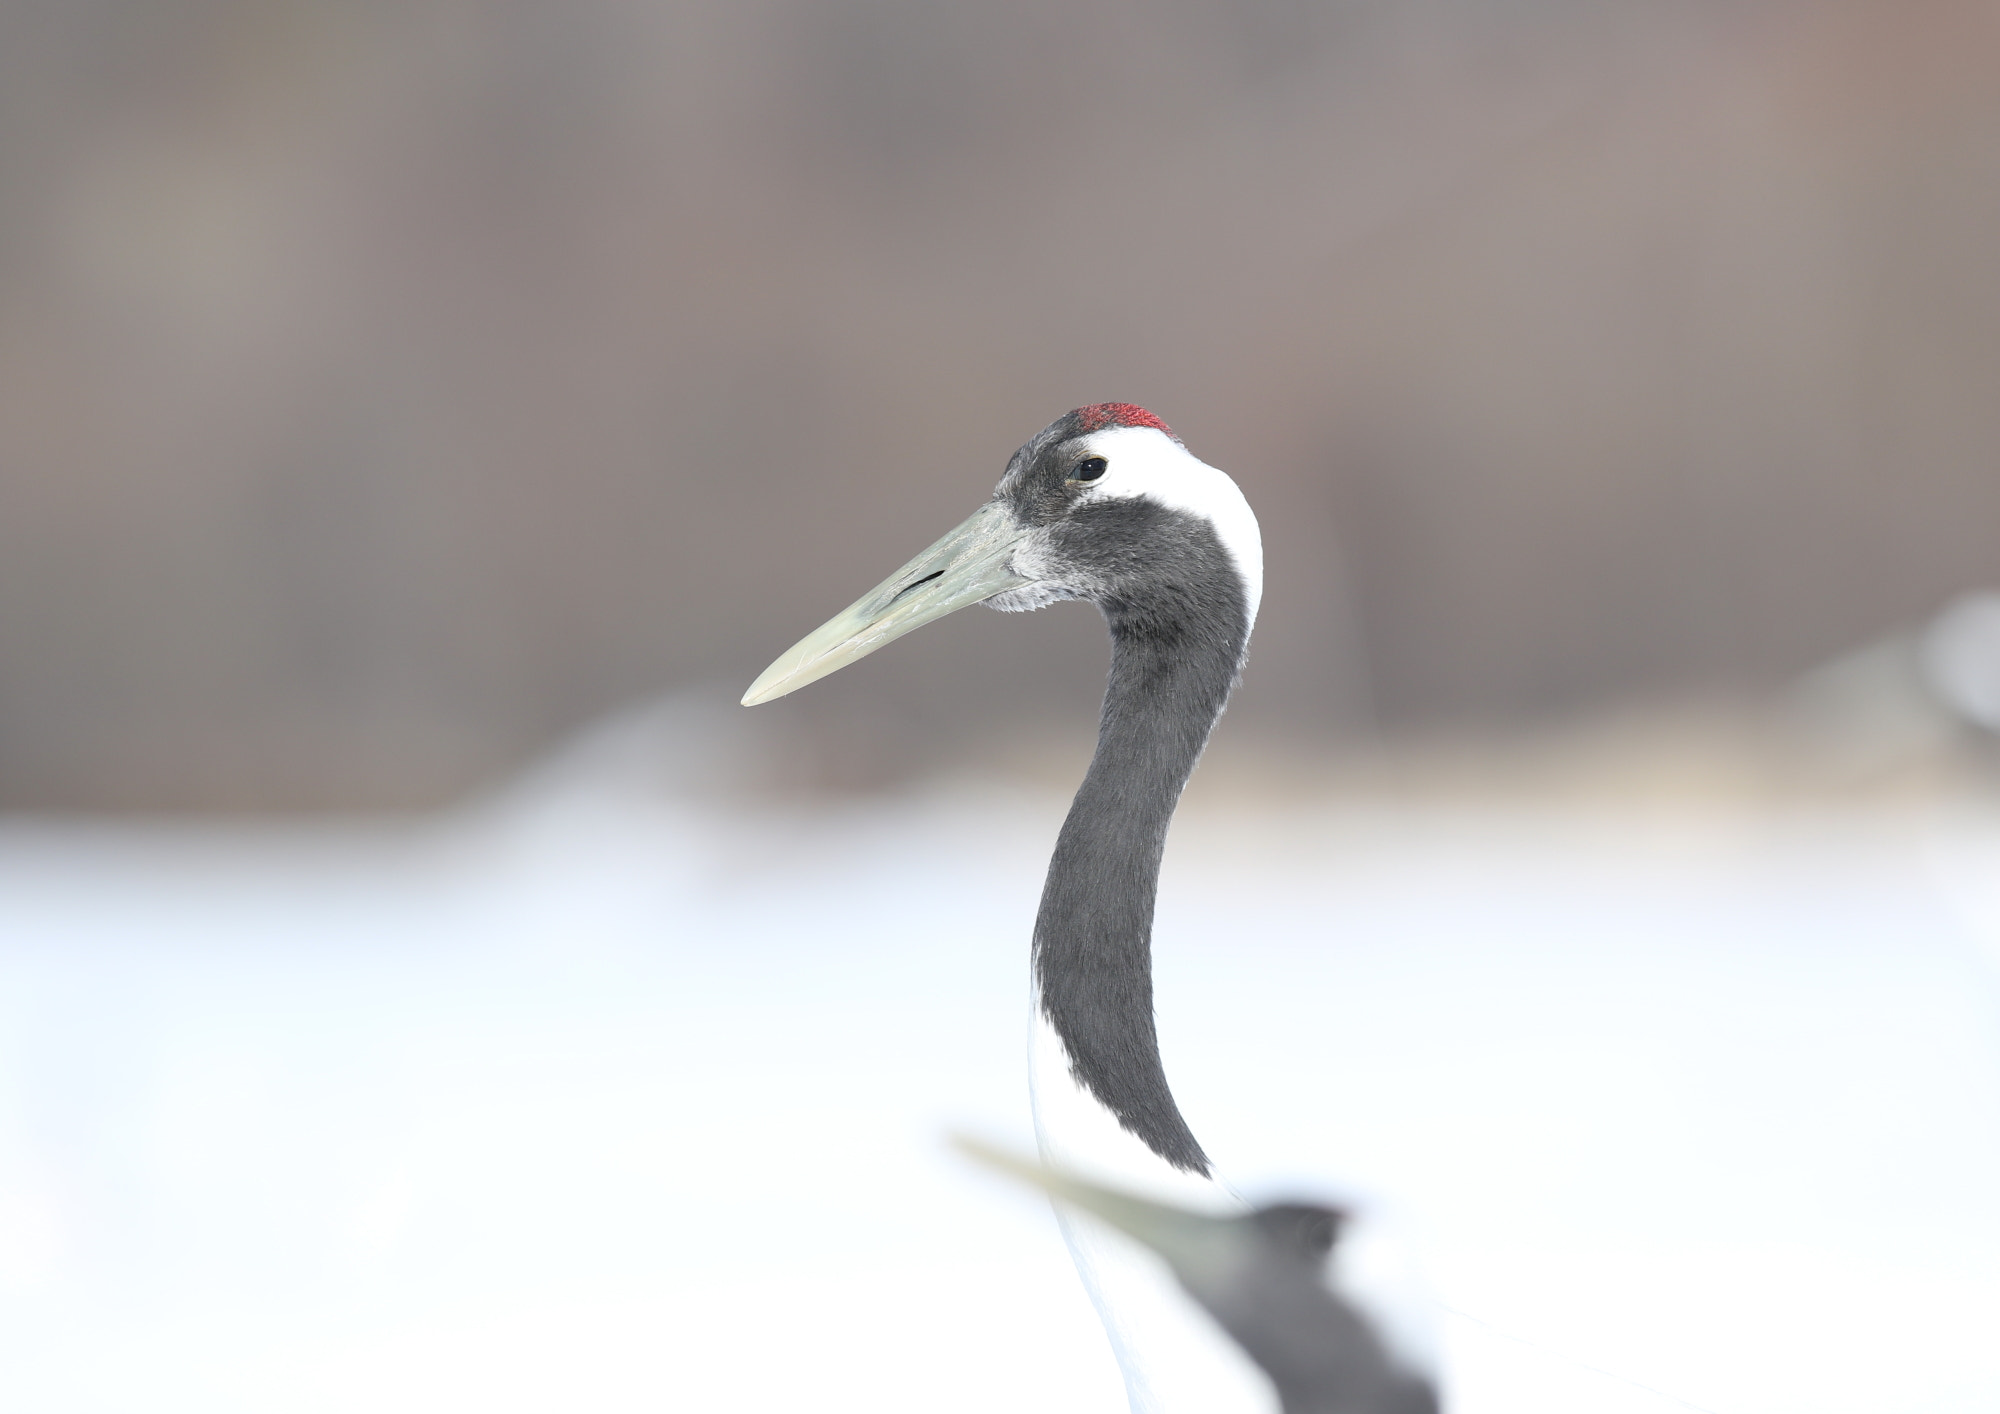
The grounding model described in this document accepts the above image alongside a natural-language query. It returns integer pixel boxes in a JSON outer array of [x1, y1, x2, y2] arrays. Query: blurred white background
[[5, 700, 2000, 1411]]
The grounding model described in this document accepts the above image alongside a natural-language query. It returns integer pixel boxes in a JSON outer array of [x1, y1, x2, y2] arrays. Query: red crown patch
[[1076, 403, 1173, 436]]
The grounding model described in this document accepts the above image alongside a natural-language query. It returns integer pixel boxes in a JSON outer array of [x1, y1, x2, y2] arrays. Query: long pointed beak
[[742, 501, 1033, 706], [951, 1135, 1228, 1267]]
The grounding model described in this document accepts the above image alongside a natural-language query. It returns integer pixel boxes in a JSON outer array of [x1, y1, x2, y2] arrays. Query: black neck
[[1033, 552, 1249, 1175]]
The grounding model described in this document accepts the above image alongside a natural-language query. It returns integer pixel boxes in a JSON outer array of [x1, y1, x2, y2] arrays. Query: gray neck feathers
[[1032, 514, 1250, 1175]]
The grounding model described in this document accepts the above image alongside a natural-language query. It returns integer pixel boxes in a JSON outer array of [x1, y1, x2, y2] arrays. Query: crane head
[[741, 404, 1260, 705]]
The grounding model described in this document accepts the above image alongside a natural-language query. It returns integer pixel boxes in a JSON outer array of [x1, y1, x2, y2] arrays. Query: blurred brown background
[[4, 0, 1999, 810]]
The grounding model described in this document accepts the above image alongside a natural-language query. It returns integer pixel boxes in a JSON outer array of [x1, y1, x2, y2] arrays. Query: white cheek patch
[[1077, 427, 1264, 628]]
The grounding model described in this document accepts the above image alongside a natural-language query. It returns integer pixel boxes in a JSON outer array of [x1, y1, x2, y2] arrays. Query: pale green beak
[[741, 500, 1034, 706], [951, 1135, 1230, 1269]]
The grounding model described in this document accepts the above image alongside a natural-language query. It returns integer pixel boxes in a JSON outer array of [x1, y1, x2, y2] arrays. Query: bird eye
[[1304, 1215, 1336, 1255], [1073, 457, 1108, 482]]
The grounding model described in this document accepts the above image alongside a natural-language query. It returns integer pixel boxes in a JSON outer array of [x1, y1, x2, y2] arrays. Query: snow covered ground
[[4, 750, 2000, 1412]]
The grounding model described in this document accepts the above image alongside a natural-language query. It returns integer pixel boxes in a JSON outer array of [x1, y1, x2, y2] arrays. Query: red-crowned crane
[[744, 405, 1437, 1414]]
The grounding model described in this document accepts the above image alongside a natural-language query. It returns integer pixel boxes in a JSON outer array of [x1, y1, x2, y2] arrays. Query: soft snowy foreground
[[4, 768, 2000, 1413]]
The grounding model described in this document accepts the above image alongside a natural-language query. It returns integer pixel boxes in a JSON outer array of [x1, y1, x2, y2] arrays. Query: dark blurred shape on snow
[[957, 1137, 1440, 1414], [6, 0, 2000, 809]]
